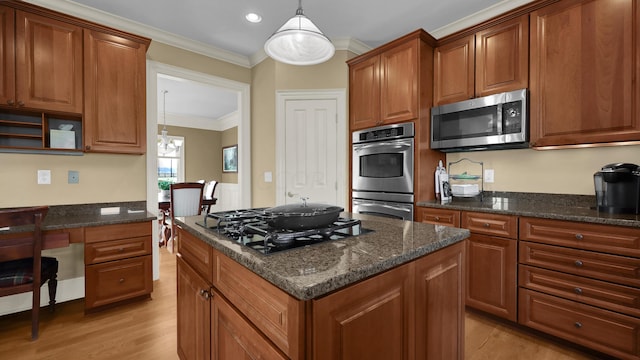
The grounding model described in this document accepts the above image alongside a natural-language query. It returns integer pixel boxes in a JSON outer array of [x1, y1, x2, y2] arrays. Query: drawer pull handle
[[575, 233, 584, 240], [483, 223, 490, 228], [435, 216, 440, 221], [574, 260, 583, 267], [574, 321, 583, 329], [119, 278, 125, 283], [574, 287, 583, 295], [199, 289, 211, 300]]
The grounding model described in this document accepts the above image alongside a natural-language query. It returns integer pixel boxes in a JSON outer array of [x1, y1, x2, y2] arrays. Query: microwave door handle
[[497, 103, 503, 135]]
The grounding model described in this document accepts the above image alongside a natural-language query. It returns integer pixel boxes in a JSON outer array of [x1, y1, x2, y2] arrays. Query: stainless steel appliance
[[196, 208, 370, 255], [352, 123, 414, 220], [431, 88, 528, 152], [594, 163, 640, 214]]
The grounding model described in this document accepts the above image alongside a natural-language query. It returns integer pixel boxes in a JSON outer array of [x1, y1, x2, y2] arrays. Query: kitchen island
[[175, 213, 470, 360]]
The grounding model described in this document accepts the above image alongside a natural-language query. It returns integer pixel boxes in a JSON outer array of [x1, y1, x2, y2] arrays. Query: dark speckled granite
[[176, 213, 470, 300], [0, 201, 155, 233], [417, 191, 640, 228]]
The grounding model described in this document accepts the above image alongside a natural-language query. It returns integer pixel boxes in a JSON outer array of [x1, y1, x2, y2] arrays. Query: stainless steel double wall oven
[[351, 123, 414, 220]]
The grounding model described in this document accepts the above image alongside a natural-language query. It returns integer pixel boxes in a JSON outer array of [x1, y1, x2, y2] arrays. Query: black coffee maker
[[594, 163, 640, 214]]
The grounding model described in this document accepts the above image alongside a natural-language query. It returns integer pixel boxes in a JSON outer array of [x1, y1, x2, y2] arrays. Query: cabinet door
[[433, 35, 474, 105], [212, 290, 287, 360], [313, 262, 414, 360], [415, 206, 460, 227], [177, 257, 212, 360], [84, 30, 147, 154], [15, 10, 82, 113], [415, 241, 465, 360], [466, 233, 517, 321], [475, 15, 528, 97], [0, 6, 14, 107], [349, 56, 380, 130], [530, 0, 640, 146], [380, 40, 418, 124]]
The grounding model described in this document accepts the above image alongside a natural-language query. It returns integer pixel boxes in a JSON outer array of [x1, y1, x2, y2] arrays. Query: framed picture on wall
[[222, 144, 238, 173]]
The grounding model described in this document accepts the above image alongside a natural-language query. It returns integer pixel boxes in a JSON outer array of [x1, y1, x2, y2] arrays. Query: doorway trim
[[275, 89, 347, 208], [146, 61, 251, 279]]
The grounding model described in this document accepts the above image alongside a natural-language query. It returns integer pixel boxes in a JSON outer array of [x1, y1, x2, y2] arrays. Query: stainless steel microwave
[[430, 88, 528, 152]]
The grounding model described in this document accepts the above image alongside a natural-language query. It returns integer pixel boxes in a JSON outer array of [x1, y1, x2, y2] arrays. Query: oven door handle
[[353, 141, 413, 152], [356, 202, 412, 213]]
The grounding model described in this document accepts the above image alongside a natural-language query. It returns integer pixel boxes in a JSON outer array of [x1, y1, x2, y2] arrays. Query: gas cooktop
[[195, 208, 371, 255]]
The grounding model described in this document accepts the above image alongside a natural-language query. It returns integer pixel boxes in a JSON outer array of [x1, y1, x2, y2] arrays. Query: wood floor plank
[[0, 247, 610, 359]]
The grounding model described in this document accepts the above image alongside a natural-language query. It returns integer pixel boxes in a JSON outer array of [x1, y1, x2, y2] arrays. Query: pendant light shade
[[264, 0, 335, 66]]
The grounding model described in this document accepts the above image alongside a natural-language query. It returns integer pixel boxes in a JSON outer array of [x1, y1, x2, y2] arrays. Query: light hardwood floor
[[0, 248, 606, 359]]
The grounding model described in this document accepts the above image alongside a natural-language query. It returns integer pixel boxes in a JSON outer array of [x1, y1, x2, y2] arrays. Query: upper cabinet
[[529, 0, 640, 147], [434, 15, 529, 106], [0, 1, 149, 155], [348, 32, 425, 130], [84, 30, 147, 154], [2, 7, 83, 114]]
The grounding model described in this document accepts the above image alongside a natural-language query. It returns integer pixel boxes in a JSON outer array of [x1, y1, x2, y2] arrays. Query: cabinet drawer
[[213, 250, 303, 359], [520, 217, 640, 258], [462, 211, 517, 239], [520, 241, 640, 287], [85, 255, 152, 309], [416, 207, 460, 227], [519, 265, 640, 318], [519, 288, 640, 360], [85, 221, 151, 243], [85, 236, 151, 264], [177, 227, 213, 283]]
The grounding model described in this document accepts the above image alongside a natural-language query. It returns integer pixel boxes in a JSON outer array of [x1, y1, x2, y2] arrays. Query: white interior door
[[284, 99, 338, 205]]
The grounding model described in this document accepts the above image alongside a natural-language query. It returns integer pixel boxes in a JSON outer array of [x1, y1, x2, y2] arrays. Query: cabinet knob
[[434, 216, 440, 221], [118, 248, 125, 252], [575, 233, 584, 240], [483, 223, 490, 228], [199, 289, 211, 300], [574, 287, 583, 295], [85, 145, 91, 150], [574, 321, 583, 329], [119, 278, 125, 283], [6, 99, 14, 105], [17, 100, 24, 107], [574, 260, 583, 267]]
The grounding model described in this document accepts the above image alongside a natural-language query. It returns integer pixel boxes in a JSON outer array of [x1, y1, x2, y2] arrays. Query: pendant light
[[158, 90, 176, 155], [264, 0, 335, 66]]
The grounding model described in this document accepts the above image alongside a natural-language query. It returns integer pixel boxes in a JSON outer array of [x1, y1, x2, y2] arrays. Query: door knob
[[287, 191, 298, 198]]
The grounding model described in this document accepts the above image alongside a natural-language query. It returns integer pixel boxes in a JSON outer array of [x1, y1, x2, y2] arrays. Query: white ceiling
[[26, 0, 534, 126]]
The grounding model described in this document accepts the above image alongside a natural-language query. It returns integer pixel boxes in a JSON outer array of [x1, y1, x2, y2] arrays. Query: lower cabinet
[[177, 257, 211, 360], [84, 221, 152, 310]]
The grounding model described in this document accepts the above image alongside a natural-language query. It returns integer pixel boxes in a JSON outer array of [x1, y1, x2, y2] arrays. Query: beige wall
[[158, 125, 222, 184], [250, 51, 351, 207], [221, 127, 238, 184], [446, 144, 640, 196]]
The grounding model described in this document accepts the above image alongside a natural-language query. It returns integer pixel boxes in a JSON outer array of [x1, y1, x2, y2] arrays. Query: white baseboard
[[0, 277, 85, 316]]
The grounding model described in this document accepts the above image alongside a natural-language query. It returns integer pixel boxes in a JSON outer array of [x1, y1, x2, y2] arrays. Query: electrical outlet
[[37, 170, 51, 185], [484, 169, 495, 183], [68, 170, 79, 184]]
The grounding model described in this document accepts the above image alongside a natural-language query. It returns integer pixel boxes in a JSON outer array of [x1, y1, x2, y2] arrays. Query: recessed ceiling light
[[245, 13, 262, 23]]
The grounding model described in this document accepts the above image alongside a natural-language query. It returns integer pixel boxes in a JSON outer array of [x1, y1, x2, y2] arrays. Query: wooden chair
[[0, 206, 58, 340], [203, 180, 218, 213], [167, 182, 204, 252]]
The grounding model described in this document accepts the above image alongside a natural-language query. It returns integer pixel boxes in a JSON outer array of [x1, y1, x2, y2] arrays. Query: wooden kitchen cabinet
[[415, 206, 460, 227], [84, 221, 152, 311], [462, 211, 518, 321], [177, 257, 212, 360], [0, 6, 15, 108], [529, 0, 640, 147], [348, 30, 432, 131], [84, 29, 148, 154], [434, 15, 528, 106]]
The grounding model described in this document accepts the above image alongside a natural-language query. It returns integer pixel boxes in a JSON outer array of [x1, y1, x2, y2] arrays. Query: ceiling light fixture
[[264, 0, 334, 66], [158, 90, 177, 155], [245, 13, 262, 23]]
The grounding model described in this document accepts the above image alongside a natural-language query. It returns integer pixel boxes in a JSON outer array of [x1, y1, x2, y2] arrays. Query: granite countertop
[[0, 201, 156, 233], [417, 192, 640, 228], [176, 213, 470, 301]]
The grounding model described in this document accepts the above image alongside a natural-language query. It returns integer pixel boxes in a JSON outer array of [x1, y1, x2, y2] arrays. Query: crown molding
[[23, 0, 252, 68], [428, 0, 535, 39]]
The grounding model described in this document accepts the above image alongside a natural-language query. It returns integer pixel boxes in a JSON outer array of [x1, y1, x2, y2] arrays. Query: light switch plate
[[68, 170, 79, 184], [484, 169, 495, 183], [37, 170, 51, 185], [264, 171, 273, 183]]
